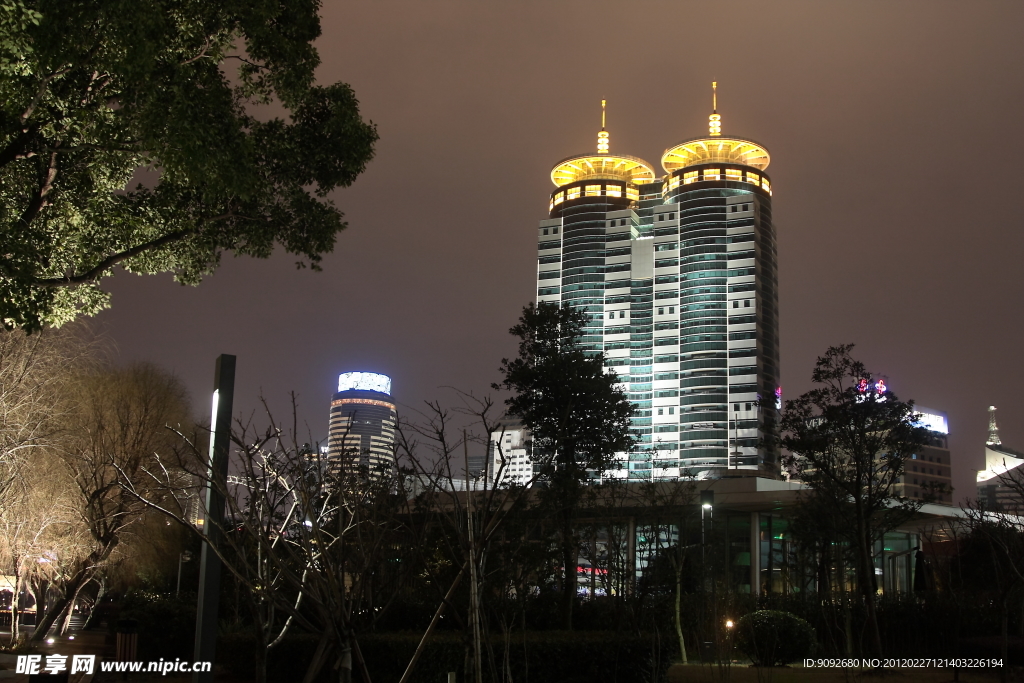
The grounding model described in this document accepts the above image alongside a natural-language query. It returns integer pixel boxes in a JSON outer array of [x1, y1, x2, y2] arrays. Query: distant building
[[489, 420, 534, 486], [896, 407, 953, 503], [976, 406, 1024, 512], [328, 372, 397, 477]]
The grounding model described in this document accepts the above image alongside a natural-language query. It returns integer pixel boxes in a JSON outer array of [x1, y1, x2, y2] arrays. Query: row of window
[[550, 185, 640, 209], [664, 169, 771, 193]]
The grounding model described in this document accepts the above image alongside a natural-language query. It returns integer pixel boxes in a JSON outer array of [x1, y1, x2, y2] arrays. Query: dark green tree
[[0, 0, 378, 331], [780, 344, 929, 658], [495, 302, 635, 629]]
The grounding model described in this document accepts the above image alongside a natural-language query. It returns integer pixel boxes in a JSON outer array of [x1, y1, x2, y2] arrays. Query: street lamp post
[[700, 490, 714, 660], [176, 551, 193, 597]]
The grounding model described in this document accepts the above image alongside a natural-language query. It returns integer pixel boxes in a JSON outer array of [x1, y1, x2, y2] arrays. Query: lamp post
[[696, 489, 712, 659], [176, 551, 193, 597]]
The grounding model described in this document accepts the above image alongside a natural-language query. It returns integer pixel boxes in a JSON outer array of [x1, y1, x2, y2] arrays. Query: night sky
[[94, 1, 1024, 502]]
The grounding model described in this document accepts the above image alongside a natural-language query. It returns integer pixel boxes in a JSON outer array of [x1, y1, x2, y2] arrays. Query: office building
[[536, 89, 780, 480], [977, 406, 1024, 512], [896, 407, 953, 503], [328, 371, 397, 476]]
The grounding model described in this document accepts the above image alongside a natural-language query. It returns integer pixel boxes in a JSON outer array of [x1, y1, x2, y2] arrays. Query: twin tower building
[[534, 87, 780, 480], [331, 86, 781, 482]]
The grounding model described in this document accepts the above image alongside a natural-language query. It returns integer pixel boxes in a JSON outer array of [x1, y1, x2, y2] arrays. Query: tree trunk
[[560, 506, 577, 631], [10, 562, 22, 645], [674, 562, 688, 664], [83, 577, 106, 630], [854, 519, 883, 658], [30, 567, 92, 643], [57, 579, 89, 635], [1001, 593, 1009, 683]]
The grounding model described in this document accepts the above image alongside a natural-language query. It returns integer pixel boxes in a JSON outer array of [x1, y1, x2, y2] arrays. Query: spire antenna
[[988, 405, 1002, 446], [708, 82, 722, 136], [597, 99, 609, 153]]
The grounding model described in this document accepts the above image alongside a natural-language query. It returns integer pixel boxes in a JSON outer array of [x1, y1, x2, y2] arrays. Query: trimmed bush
[[115, 591, 196, 661], [220, 631, 671, 683], [734, 610, 815, 666]]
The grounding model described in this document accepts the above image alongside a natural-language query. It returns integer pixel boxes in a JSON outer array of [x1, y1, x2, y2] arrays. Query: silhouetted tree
[[780, 344, 928, 658], [494, 302, 635, 630]]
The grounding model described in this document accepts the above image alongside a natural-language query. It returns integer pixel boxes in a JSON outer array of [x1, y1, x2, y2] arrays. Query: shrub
[[115, 591, 196, 661], [734, 610, 815, 666]]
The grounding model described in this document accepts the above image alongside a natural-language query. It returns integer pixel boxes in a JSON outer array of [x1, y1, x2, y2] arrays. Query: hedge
[[219, 631, 672, 683]]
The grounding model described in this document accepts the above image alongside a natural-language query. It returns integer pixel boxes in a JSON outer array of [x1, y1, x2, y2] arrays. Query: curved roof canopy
[[661, 137, 771, 173], [550, 153, 657, 188]]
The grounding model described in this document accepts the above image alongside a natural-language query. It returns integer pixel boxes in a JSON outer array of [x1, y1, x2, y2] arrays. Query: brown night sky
[[93, 1, 1024, 502]]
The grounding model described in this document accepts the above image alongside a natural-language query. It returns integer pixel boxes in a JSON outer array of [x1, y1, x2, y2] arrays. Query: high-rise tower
[[328, 371, 397, 476], [537, 89, 780, 480]]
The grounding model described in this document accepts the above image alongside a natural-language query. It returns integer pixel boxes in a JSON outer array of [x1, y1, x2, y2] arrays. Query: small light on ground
[[725, 620, 734, 629], [46, 638, 55, 644], [68, 636, 75, 640]]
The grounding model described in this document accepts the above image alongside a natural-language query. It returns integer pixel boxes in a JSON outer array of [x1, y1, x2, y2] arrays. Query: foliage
[[734, 610, 816, 666], [495, 302, 635, 629], [779, 344, 929, 656], [220, 631, 671, 683], [496, 302, 635, 478], [0, 0, 378, 331]]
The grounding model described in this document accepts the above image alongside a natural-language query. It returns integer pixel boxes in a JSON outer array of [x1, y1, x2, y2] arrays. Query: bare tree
[[0, 326, 94, 508], [0, 451, 81, 644], [119, 394, 419, 683], [30, 362, 192, 641]]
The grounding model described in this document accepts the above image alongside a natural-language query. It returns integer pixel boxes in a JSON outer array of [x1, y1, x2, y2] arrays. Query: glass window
[[746, 403, 752, 411], [658, 408, 664, 415], [553, 227, 558, 234], [626, 187, 639, 201], [543, 229, 548, 235], [669, 213, 675, 219], [744, 300, 750, 307], [607, 185, 622, 198], [567, 187, 581, 200], [746, 172, 760, 186], [620, 219, 627, 226], [733, 300, 739, 308], [585, 184, 601, 196], [669, 307, 675, 313], [619, 311, 626, 319], [761, 178, 771, 192], [668, 176, 680, 190], [726, 169, 742, 182], [658, 307, 664, 315], [609, 312, 615, 320], [683, 171, 698, 185], [704, 168, 721, 181], [554, 191, 565, 205], [669, 407, 675, 415]]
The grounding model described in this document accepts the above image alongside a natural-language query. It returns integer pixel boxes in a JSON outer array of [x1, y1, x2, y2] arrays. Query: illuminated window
[[746, 173, 759, 186], [668, 176, 680, 190], [554, 192, 565, 205], [606, 185, 622, 198], [761, 178, 771, 192], [567, 187, 580, 200], [725, 169, 742, 182], [585, 184, 601, 197], [683, 171, 698, 185], [704, 168, 720, 181], [626, 187, 639, 201]]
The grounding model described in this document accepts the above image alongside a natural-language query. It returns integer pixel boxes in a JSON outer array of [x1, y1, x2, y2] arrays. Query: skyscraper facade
[[328, 371, 397, 476], [536, 91, 780, 480]]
